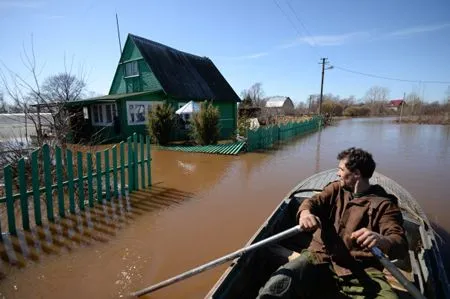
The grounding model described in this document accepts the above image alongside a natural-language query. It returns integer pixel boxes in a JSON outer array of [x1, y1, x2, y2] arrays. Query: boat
[[206, 169, 450, 299]]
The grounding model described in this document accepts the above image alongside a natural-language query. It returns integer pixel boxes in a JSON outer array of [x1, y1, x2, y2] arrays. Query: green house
[[67, 33, 241, 144]]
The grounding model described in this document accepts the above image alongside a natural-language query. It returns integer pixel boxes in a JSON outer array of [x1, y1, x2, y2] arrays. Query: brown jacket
[[297, 181, 408, 276]]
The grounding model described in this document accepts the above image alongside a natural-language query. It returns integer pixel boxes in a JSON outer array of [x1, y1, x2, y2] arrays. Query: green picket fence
[[246, 116, 323, 151], [0, 133, 151, 236]]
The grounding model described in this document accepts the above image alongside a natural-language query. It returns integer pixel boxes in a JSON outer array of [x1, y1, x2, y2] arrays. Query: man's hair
[[337, 147, 376, 179]]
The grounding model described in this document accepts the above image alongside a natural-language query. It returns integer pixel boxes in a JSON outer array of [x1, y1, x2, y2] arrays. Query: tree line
[[240, 83, 450, 118]]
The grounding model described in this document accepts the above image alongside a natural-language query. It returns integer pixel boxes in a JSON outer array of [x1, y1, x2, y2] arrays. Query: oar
[[371, 246, 426, 299], [131, 225, 303, 297]]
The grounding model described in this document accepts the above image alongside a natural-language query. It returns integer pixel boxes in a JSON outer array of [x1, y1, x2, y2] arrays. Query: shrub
[[343, 106, 371, 117], [190, 101, 220, 145], [148, 102, 175, 145]]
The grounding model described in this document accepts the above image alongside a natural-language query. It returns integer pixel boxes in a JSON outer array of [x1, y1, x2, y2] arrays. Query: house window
[[91, 103, 117, 126], [125, 61, 139, 77], [127, 101, 163, 125]]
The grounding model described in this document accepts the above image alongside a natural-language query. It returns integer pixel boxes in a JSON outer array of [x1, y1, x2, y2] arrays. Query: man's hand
[[299, 210, 321, 232], [351, 228, 390, 251]]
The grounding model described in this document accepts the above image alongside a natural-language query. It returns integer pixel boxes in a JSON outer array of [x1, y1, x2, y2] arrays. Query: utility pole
[[318, 58, 332, 115], [399, 92, 405, 123], [116, 13, 123, 58]]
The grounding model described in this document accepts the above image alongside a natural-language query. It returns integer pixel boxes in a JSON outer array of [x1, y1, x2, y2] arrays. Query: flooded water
[[0, 117, 449, 298]]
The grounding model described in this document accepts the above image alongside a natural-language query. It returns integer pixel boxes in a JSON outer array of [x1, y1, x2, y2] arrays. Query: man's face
[[337, 159, 359, 189]]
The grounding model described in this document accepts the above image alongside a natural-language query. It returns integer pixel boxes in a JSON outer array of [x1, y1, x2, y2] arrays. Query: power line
[[273, 0, 321, 58], [285, 1, 321, 56], [273, 0, 450, 86], [333, 66, 450, 84], [272, 0, 305, 41]]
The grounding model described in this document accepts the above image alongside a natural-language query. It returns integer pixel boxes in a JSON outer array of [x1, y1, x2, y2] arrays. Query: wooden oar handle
[[131, 226, 303, 297], [371, 247, 426, 299]]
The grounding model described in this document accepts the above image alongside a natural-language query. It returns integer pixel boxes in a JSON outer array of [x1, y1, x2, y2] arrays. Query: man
[[257, 147, 408, 299]]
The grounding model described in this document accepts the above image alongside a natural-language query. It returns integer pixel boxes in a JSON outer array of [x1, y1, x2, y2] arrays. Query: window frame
[[91, 103, 118, 126], [124, 61, 139, 78]]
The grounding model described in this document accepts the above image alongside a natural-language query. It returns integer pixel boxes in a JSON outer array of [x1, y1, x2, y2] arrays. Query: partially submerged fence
[[246, 116, 323, 151], [0, 133, 151, 235]]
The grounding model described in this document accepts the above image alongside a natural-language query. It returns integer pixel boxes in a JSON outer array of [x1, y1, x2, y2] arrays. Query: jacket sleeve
[[296, 181, 339, 221], [378, 202, 409, 260]]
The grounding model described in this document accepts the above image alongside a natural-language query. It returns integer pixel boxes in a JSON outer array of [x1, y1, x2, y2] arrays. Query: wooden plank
[[31, 149, 42, 225], [66, 150, 75, 214], [146, 136, 151, 187], [104, 149, 111, 201], [140, 134, 145, 189], [96, 151, 102, 204], [133, 133, 138, 190], [55, 146, 65, 218], [112, 146, 118, 197], [77, 151, 85, 211], [43, 144, 54, 222], [127, 137, 133, 192], [120, 142, 126, 195], [18, 158, 30, 230], [87, 152, 94, 207]]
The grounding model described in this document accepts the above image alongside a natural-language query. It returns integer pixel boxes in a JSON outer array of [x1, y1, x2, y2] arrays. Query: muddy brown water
[[0, 117, 449, 298]]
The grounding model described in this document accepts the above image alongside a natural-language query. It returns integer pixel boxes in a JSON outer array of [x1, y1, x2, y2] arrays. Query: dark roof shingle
[[130, 34, 240, 102]]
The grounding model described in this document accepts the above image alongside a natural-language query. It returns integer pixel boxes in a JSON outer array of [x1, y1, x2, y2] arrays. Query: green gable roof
[[129, 34, 241, 103]]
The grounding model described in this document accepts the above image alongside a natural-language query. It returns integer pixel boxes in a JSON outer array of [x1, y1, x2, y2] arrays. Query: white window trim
[[91, 103, 117, 127], [124, 74, 140, 79], [127, 101, 164, 126]]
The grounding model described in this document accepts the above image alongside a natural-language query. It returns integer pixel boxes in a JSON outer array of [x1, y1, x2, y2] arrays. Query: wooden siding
[[213, 101, 237, 139], [109, 38, 163, 95]]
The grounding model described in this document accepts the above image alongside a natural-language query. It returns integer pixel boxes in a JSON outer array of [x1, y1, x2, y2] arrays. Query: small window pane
[[105, 104, 112, 123], [93, 105, 99, 122], [125, 61, 138, 77]]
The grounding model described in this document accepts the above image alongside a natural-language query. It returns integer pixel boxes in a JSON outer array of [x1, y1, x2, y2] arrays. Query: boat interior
[[210, 189, 446, 299]]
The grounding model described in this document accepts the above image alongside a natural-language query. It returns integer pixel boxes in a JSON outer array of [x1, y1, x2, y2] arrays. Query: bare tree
[[241, 82, 266, 107], [0, 37, 87, 148], [0, 92, 7, 113], [405, 92, 422, 115], [364, 86, 390, 115]]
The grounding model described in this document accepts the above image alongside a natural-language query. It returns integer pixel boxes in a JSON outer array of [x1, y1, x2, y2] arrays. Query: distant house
[[388, 99, 406, 112], [66, 34, 240, 144], [265, 96, 295, 116]]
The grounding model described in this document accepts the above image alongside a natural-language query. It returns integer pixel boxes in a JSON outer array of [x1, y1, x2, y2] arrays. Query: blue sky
[[1, 0, 450, 104]]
